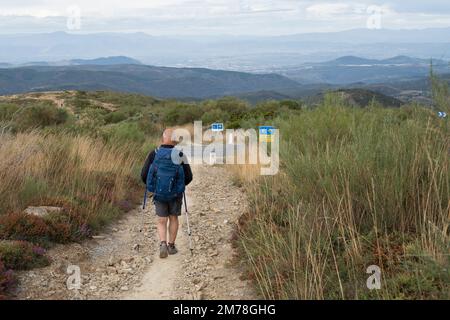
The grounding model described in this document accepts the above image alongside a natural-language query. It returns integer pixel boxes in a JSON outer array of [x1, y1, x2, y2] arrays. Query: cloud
[[0, 7, 62, 20], [0, 8, 60, 18], [0, 0, 449, 35], [306, 3, 353, 18], [305, 2, 393, 20], [386, 1, 450, 14]]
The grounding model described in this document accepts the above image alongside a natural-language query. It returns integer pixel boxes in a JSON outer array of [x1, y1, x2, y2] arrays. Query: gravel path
[[13, 165, 256, 300]]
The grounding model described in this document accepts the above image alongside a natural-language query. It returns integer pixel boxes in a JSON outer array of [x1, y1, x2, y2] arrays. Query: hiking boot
[[160, 242, 168, 258], [168, 243, 178, 255]]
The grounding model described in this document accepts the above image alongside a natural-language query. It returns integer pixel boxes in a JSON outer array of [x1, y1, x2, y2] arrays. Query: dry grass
[[234, 101, 449, 300], [0, 131, 142, 235], [230, 164, 261, 186]]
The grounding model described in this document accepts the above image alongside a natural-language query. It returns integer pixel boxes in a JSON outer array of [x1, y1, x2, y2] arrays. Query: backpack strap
[[146, 148, 160, 186]]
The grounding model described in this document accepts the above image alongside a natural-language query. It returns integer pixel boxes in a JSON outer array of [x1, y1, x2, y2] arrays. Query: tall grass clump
[[237, 93, 449, 299], [0, 131, 143, 244]]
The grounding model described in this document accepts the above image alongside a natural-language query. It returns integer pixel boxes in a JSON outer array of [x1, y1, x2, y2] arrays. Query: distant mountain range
[[0, 64, 298, 98], [321, 56, 447, 66], [0, 55, 448, 104], [238, 72, 450, 105], [1, 28, 450, 70], [275, 55, 449, 84], [274, 28, 450, 44], [3, 56, 142, 68]]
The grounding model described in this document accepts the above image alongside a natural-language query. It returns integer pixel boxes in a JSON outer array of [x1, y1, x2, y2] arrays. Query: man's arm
[[141, 150, 156, 184], [183, 163, 193, 186], [180, 151, 193, 186]]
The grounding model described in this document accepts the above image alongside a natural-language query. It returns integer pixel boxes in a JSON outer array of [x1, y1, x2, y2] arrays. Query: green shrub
[[104, 111, 127, 124], [14, 103, 68, 131], [0, 240, 50, 270], [0, 213, 54, 246], [201, 109, 230, 125], [0, 103, 20, 121], [163, 103, 203, 125], [250, 101, 280, 120], [102, 122, 146, 145], [0, 260, 15, 300], [215, 97, 248, 119], [280, 100, 302, 110], [226, 119, 242, 129], [138, 115, 161, 137], [87, 203, 122, 231]]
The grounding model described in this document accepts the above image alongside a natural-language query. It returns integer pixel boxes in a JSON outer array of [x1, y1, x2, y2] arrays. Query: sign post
[[259, 126, 275, 143]]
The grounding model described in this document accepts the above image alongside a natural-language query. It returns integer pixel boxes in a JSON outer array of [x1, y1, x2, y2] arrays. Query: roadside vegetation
[[0, 90, 294, 298], [0, 82, 448, 299], [0, 91, 160, 298], [234, 83, 449, 299]]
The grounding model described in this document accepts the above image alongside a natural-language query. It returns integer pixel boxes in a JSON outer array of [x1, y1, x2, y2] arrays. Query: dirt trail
[[123, 196, 191, 300], [0, 92, 69, 108], [13, 165, 256, 300]]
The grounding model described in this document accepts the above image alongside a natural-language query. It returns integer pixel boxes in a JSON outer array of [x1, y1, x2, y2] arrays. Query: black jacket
[[141, 144, 193, 186]]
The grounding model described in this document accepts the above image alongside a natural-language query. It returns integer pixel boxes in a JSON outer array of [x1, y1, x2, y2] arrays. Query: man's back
[[141, 144, 193, 188]]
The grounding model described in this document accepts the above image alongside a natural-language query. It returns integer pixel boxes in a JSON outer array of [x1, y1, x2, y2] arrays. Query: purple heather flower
[[32, 246, 46, 256]]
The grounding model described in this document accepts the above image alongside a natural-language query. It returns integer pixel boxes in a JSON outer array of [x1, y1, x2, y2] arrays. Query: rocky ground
[[12, 165, 256, 300]]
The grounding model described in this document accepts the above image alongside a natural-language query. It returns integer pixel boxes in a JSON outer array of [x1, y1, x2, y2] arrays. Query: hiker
[[141, 128, 193, 258]]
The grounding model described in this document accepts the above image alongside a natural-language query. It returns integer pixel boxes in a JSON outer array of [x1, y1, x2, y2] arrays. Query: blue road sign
[[211, 123, 224, 132], [259, 126, 274, 135], [438, 112, 447, 119], [259, 126, 275, 142]]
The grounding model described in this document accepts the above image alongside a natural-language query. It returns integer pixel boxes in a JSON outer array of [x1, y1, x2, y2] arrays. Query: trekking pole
[[140, 191, 152, 233], [143, 189, 148, 210], [183, 192, 194, 256]]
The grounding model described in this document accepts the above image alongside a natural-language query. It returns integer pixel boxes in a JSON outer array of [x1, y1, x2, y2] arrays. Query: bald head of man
[[161, 128, 177, 145]]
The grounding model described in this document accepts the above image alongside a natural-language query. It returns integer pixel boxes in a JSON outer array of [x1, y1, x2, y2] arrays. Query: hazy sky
[[1, 0, 450, 35]]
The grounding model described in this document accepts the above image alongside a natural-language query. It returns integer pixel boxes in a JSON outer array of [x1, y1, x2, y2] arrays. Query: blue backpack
[[145, 147, 185, 203]]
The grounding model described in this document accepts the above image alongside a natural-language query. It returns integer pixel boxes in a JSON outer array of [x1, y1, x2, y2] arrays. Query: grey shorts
[[154, 197, 182, 217]]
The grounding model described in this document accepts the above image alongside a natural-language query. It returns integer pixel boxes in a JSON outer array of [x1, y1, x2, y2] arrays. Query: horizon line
[[1, 26, 450, 38]]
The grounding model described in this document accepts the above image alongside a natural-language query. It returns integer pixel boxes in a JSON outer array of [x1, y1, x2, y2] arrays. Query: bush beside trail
[[0, 260, 15, 300], [0, 131, 145, 298], [234, 93, 449, 299]]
